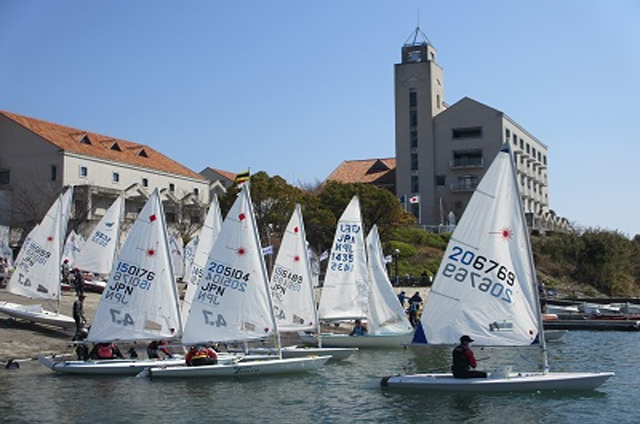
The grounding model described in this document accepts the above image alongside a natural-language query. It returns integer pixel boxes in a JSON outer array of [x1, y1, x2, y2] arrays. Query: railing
[[449, 158, 484, 169]]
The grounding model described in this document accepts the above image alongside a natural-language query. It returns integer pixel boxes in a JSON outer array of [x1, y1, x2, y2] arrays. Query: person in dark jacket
[[72, 294, 87, 334], [72, 268, 85, 297], [451, 335, 487, 378]]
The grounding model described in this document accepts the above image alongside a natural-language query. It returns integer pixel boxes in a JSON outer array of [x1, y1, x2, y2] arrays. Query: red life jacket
[[97, 344, 114, 359]]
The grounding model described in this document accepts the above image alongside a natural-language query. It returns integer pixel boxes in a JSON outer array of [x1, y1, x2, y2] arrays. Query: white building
[[393, 28, 568, 233], [0, 110, 210, 245]]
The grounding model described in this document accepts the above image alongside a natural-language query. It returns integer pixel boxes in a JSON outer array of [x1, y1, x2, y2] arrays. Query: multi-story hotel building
[[394, 28, 567, 232]]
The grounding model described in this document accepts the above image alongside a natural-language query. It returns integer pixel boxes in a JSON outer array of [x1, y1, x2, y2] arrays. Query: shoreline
[[0, 285, 431, 364]]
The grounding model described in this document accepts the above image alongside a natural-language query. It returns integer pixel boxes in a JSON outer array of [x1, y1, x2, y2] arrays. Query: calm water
[[0, 331, 635, 424]]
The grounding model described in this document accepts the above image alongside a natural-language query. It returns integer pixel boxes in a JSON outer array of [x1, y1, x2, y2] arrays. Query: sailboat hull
[[38, 353, 240, 375], [147, 355, 331, 378], [0, 301, 75, 330], [381, 371, 614, 392], [229, 346, 358, 361], [299, 332, 413, 348]]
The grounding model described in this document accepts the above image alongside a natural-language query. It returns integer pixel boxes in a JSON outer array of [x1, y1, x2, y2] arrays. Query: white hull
[[147, 355, 330, 378], [38, 355, 186, 375], [300, 332, 413, 348], [545, 329, 568, 341], [0, 301, 75, 330], [38, 353, 239, 375], [231, 346, 357, 361], [381, 371, 614, 392]]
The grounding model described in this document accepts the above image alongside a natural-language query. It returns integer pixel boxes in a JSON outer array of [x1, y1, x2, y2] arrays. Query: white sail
[[413, 145, 539, 346], [318, 195, 368, 321], [270, 204, 317, 333], [73, 195, 123, 275], [169, 233, 185, 279], [88, 189, 182, 342], [8, 187, 73, 301], [181, 196, 223, 324], [62, 230, 84, 265], [183, 233, 199, 277], [182, 185, 277, 344], [366, 225, 413, 335]]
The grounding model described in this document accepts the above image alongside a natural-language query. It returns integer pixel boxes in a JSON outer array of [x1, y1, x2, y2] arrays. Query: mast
[[246, 185, 283, 359], [506, 143, 549, 372]]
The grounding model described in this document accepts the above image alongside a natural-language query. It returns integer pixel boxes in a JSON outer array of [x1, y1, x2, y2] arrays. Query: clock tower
[[394, 27, 445, 225]]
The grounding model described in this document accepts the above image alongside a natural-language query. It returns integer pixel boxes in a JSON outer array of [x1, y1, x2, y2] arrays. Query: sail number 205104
[[443, 246, 516, 304]]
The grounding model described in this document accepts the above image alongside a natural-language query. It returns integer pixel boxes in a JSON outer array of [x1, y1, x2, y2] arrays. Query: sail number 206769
[[443, 246, 515, 304]]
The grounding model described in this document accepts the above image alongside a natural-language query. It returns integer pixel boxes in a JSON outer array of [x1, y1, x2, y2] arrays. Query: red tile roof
[[1, 111, 205, 180], [325, 158, 396, 186], [203, 167, 237, 182]]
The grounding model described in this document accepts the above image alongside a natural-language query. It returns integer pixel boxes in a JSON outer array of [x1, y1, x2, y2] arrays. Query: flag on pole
[[384, 255, 393, 264], [235, 170, 250, 187], [262, 245, 273, 256], [399, 195, 406, 204], [409, 195, 420, 204]]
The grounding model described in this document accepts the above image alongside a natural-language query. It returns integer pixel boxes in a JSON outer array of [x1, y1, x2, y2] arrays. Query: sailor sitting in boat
[[186, 345, 218, 366], [350, 319, 368, 336], [451, 335, 487, 379], [147, 340, 173, 359], [89, 342, 125, 360]]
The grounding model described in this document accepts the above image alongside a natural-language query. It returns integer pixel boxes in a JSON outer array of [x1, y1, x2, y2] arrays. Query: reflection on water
[[0, 331, 636, 423]]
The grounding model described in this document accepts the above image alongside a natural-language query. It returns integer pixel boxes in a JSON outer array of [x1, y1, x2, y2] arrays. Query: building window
[[409, 90, 417, 108], [410, 153, 418, 171], [411, 175, 419, 193], [0, 169, 9, 185], [410, 130, 418, 148], [519, 139, 524, 149], [457, 175, 478, 190], [410, 110, 417, 127], [435, 175, 446, 186], [50, 166, 57, 182], [452, 150, 483, 167], [169, 183, 175, 192], [193, 188, 199, 196], [79, 166, 88, 178], [142, 178, 148, 188], [452, 127, 482, 139], [505, 128, 511, 140], [112, 172, 120, 183], [436, 94, 441, 109]]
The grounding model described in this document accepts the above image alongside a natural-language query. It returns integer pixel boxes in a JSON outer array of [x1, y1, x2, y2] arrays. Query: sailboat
[[72, 195, 124, 293], [381, 145, 614, 391], [39, 189, 187, 375], [0, 187, 75, 329], [301, 196, 411, 348], [145, 185, 330, 378], [181, 195, 223, 326], [238, 204, 357, 360]]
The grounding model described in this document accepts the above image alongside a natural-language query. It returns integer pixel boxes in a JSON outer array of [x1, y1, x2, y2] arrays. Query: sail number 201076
[[443, 246, 515, 304]]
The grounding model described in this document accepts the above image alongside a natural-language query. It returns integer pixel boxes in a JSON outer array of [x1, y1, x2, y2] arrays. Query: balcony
[[449, 157, 484, 169], [451, 181, 479, 192]]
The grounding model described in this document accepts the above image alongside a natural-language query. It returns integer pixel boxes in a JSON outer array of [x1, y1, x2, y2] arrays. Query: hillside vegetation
[[218, 172, 640, 299], [387, 226, 640, 298]]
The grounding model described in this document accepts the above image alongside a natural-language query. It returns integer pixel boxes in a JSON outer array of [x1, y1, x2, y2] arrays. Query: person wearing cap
[[451, 335, 487, 378]]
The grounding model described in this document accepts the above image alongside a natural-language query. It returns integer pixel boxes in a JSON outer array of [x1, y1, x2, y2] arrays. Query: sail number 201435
[[443, 246, 515, 304]]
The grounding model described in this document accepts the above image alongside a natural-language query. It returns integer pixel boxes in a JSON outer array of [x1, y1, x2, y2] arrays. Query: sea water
[[0, 331, 634, 424]]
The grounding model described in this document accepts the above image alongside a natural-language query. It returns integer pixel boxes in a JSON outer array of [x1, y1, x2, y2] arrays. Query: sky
[[1, 1, 639, 237]]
